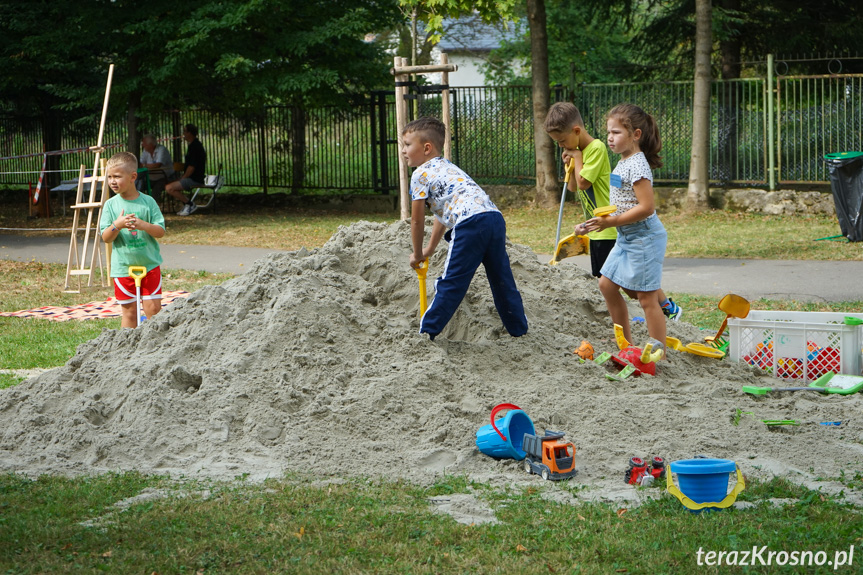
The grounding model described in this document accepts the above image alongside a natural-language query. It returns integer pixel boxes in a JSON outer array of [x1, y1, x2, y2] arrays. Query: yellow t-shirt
[[577, 139, 616, 241]]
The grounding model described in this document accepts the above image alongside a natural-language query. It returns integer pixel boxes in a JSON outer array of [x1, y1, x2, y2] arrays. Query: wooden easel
[[391, 54, 457, 220], [64, 64, 114, 293]]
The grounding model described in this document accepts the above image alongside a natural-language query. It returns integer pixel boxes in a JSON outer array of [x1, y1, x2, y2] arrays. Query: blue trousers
[[420, 211, 528, 338]]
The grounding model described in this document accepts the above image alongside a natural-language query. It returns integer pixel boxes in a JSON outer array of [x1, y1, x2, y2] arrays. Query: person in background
[[165, 124, 206, 216], [139, 134, 175, 198]]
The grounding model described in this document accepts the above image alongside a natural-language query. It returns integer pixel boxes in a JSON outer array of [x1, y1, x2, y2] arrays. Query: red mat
[[0, 290, 190, 322]]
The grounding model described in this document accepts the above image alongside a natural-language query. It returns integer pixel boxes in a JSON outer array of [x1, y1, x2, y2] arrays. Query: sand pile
[[2, 220, 862, 501]]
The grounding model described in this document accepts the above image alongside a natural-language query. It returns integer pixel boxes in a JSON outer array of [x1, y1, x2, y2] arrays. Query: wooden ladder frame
[[63, 161, 109, 292], [63, 64, 115, 293]]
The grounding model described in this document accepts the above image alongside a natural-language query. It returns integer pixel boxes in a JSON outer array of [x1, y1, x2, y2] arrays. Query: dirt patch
[[1, 220, 862, 504]]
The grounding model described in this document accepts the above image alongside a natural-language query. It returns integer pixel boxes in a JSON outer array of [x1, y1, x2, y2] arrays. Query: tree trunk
[[41, 105, 62, 190], [126, 90, 142, 157], [527, 0, 558, 207], [126, 55, 142, 156], [685, 0, 712, 212], [290, 106, 306, 195], [716, 0, 741, 184]]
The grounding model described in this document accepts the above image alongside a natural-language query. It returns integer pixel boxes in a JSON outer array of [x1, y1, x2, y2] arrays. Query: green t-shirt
[[576, 139, 616, 241], [99, 192, 165, 277]]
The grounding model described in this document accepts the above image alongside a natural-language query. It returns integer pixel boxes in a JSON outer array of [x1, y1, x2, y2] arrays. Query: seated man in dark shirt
[[165, 124, 207, 216]]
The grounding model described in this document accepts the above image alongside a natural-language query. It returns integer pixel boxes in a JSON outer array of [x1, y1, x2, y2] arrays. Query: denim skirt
[[600, 213, 667, 292]]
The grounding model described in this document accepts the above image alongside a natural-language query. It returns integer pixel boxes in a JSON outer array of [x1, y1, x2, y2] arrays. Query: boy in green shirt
[[100, 152, 167, 328], [544, 102, 681, 320]]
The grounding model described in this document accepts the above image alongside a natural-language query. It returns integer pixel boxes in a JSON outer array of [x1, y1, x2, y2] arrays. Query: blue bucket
[[671, 458, 738, 511], [475, 403, 535, 460]]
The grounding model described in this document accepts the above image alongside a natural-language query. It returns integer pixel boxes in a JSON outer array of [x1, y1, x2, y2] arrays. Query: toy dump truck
[[522, 430, 576, 480]]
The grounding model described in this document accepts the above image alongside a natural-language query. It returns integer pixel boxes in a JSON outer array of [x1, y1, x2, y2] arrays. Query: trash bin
[[823, 151, 863, 242]]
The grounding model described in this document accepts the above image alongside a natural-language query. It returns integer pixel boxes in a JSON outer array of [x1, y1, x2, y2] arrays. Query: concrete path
[[2, 234, 862, 302], [539, 254, 863, 304]]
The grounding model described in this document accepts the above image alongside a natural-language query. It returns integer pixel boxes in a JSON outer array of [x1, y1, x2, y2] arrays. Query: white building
[[429, 15, 523, 87]]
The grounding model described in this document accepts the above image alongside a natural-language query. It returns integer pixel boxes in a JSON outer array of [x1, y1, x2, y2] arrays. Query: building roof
[[436, 15, 521, 53]]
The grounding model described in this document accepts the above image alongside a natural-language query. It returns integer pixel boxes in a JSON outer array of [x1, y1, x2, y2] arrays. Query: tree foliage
[[397, 0, 519, 43], [635, 0, 863, 78], [0, 0, 402, 120], [481, 1, 638, 85]]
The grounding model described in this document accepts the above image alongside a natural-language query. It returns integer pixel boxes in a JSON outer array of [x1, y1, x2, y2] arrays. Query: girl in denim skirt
[[583, 103, 668, 361]]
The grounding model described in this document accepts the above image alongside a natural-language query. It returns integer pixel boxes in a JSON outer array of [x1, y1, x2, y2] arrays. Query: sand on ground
[[2, 220, 861, 505]]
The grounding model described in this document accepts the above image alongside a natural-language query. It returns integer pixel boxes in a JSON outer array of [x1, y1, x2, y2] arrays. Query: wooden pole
[[64, 164, 87, 292], [395, 56, 410, 220], [441, 53, 452, 161], [86, 158, 108, 286], [80, 64, 114, 284], [390, 63, 458, 75], [95, 64, 114, 152], [391, 57, 459, 219]]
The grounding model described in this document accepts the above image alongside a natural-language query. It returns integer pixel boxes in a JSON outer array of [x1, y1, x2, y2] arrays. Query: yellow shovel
[[128, 266, 147, 327], [416, 259, 428, 317], [593, 205, 617, 217], [666, 336, 726, 359], [550, 204, 618, 265], [705, 294, 750, 345], [549, 233, 588, 265], [549, 159, 575, 265]]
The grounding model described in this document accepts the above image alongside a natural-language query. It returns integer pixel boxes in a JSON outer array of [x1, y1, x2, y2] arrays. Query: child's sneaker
[[177, 202, 197, 216], [662, 298, 682, 322]]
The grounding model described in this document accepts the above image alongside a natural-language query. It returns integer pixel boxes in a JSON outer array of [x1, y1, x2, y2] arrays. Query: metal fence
[[777, 74, 863, 183], [1, 69, 860, 192], [576, 79, 767, 184]]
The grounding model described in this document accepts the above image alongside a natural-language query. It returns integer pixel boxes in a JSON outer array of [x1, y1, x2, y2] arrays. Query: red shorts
[[114, 266, 163, 304]]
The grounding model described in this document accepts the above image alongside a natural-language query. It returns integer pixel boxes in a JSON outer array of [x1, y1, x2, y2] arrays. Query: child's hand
[[583, 217, 605, 232], [113, 210, 130, 230], [562, 148, 582, 163], [409, 252, 426, 269]]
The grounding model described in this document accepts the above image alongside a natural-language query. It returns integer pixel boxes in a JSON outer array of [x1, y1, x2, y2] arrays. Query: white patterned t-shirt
[[409, 157, 498, 229], [609, 152, 654, 217]]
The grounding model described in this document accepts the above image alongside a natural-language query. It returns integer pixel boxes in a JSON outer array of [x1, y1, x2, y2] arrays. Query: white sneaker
[[187, 202, 198, 215], [177, 203, 193, 216]]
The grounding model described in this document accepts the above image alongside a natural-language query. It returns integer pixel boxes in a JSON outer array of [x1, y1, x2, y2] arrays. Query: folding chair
[[188, 163, 224, 213]]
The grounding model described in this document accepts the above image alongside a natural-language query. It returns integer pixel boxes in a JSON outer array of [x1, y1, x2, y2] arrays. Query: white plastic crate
[[728, 311, 863, 382]]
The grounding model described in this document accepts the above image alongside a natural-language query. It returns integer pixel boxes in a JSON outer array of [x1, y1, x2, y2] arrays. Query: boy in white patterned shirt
[[404, 117, 528, 340]]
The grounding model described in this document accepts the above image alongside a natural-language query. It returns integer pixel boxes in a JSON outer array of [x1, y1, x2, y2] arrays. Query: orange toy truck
[[522, 430, 577, 480]]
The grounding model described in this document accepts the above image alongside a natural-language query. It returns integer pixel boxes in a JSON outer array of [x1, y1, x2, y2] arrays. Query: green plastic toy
[[742, 372, 863, 396]]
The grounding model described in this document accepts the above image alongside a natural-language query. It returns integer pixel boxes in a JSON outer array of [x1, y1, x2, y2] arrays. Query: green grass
[[0, 260, 234, 371], [4, 192, 863, 259], [0, 373, 23, 388], [1, 472, 860, 574], [3, 196, 863, 571], [671, 293, 863, 331]]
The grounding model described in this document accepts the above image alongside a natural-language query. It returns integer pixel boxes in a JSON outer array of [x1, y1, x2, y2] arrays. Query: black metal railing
[[1, 73, 860, 192]]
